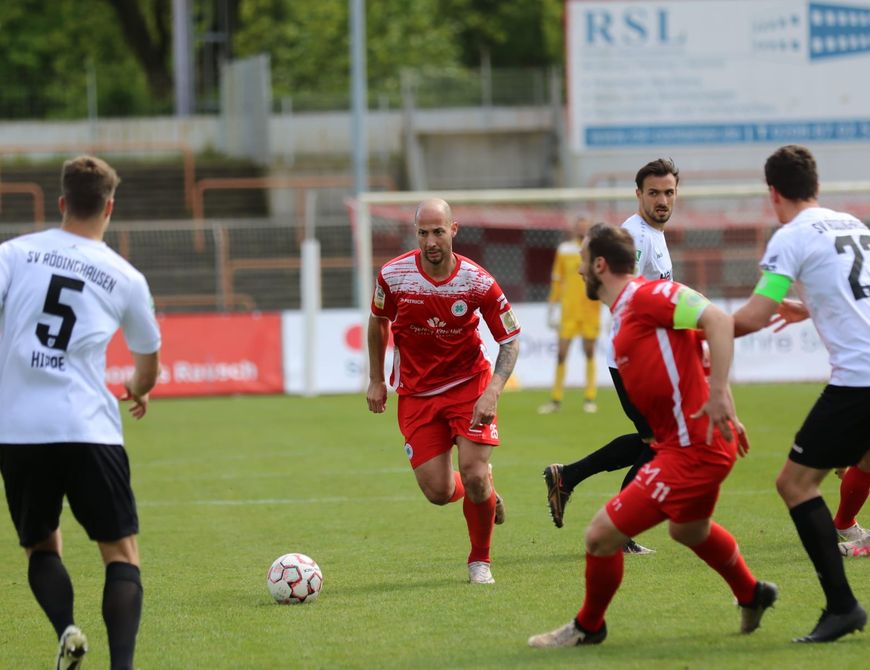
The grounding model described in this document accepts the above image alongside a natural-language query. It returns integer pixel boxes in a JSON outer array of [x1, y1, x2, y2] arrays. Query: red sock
[[690, 522, 756, 605], [448, 471, 465, 503], [833, 467, 870, 530], [576, 552, 623, 632], [464, 488, 496, 563]]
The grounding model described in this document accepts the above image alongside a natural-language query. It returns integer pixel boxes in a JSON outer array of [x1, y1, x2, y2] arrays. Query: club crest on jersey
[[427, 316, 447, 328], [374, 285, 385, 309], [451, 300, 468, 316]]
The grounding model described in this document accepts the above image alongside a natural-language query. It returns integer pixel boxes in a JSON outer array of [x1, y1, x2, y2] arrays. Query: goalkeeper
[[538, 217, 601, 415]]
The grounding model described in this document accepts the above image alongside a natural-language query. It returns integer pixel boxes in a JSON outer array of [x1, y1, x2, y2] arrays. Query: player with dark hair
[[732, 144, 868, 641], [529, 222, 776, 648], [544, 158, 679, 555], [538, 216, 601, 415], [366, 198, 520, 585], [0, 156, 161, 669]]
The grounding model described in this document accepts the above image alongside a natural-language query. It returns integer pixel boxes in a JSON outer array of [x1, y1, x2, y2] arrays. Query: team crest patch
[[451, 300, 468, 316], [500, 308, 519, 333], [404, 443, 414, 460], [374, 285, 385, 309]]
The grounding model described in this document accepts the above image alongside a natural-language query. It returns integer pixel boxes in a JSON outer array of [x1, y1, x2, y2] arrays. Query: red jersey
[[612, 278, 733, 460], [371, 250, 520, 395]]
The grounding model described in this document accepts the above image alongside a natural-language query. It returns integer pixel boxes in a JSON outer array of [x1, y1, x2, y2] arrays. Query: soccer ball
[[266, 553, 323, 604]]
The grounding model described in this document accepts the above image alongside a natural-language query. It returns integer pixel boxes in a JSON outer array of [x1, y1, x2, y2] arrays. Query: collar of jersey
[[415, 250, 461, 286]]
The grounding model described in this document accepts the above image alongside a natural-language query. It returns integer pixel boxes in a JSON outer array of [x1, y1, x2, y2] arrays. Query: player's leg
[[97, 536, 143, 670], [529, 473, 665, 648], [778, 387, 868, 641], [581, 332, 597, 413], [66, 444, 143, 669], [399, 394, 462, 504], [670, 517, 776, 633], [833, 451, 870, 550], [457, 437, 497, 582], [538, 335, 573, 414], [0, 443, 82, 663], [545, 367, 652, 528]]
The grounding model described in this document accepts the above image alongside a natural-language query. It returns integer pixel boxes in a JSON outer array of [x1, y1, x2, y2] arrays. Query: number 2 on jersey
[[835, 234, 870, 300], [36, 274, 85, 350]]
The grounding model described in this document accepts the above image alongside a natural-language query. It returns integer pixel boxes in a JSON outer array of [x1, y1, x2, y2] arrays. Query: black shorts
[[0, 443, 139, 547], [609, 367, 654, 440], [792, 385, 870, 469]]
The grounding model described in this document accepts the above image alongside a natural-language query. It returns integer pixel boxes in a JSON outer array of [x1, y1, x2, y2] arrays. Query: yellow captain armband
[[753, 271, 792, 304], [673, 286, 711, 330]]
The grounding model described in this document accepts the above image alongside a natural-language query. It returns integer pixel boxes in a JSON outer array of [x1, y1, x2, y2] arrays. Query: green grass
[[1, 384, 868, 668]]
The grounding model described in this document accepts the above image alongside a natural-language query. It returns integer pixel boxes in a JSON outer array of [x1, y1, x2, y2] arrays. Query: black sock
[[103, 562, 143, 670], [562, 434, 646, 492], [619, 443, 656, 490], [28, 550, 74, 638], [789, 496, 857, 614]]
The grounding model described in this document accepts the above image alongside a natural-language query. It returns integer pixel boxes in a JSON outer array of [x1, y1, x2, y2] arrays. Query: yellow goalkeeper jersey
[[548, 240, 600, 324]]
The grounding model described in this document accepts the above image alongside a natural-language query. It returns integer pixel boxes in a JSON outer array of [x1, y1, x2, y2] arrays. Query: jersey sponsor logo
[[760, 254, 778, 272], [426, 316, 447, 328], [374, 285, 386, 309], [500, 308, 519, 333], [451, 300, 468, 316], [404, 442, 414, 460], [400, 297, 424, 304]]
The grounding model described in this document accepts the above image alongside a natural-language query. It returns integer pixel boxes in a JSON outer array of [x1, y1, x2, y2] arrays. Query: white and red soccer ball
[[267, 553, 323, 604]]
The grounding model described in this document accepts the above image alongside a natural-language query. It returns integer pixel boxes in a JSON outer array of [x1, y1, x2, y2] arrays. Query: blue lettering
[[624, 9, 647, 44], [586, 10, 613, 45]]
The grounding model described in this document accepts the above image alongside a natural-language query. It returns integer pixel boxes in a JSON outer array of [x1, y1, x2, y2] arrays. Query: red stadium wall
[[106, 312, 283, 397]]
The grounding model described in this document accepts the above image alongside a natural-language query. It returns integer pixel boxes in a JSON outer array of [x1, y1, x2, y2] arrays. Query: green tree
[[233, 0, 462, 107]]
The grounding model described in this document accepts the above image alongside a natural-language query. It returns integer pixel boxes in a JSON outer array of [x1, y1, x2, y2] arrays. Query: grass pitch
[[1, 383, 868, 668]]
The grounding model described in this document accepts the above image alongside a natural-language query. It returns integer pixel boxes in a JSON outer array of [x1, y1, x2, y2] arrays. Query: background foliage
[[0, 0, 563, 119]]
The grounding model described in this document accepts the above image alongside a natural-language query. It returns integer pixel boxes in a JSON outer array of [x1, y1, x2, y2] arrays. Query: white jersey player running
[[0, 155, 160, 669], [543, 158, 680, 556], [733, 144, 868, 643]]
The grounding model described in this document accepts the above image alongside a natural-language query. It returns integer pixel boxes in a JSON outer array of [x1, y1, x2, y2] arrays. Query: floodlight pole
[[172, 0, 194, 116], [350, 0, 368, 196]]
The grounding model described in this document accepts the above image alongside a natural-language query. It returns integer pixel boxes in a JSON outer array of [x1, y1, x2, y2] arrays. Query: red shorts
[[397, 371, 499, 469], [605, 447, 735, 538]]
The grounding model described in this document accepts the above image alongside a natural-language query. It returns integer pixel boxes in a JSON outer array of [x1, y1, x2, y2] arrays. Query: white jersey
[[606, 214, 675, 367], [622, 214, 673, 281], [0, 228, 161, 444], [759, 206, 870, 387]]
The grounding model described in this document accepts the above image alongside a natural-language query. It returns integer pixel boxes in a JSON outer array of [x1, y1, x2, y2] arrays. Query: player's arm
[[123, 351, 159, 419], [733, 270, 799, 336], [366, 315, 390, 413], [472, 337, 519, 428]]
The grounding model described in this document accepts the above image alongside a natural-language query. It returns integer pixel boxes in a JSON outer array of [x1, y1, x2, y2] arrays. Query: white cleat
[[838, 534, 870, 558], [836, 522, 870, 543], [528, 620, 607, 647], [468, 561, 495, 584], [56, 625, 88, 670]]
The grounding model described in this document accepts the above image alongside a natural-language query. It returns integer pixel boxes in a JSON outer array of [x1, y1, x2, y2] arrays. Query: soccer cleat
[[739, 581, 779, 634], [537, 401, 561, 415], [623, 538, 655, 554], [487, 463, 506, 525], [543, 464, 571, 528], [793, 603, 867, 643], [528, 620, 607, 648], [836, 522, 869, 543], [56, 625, 88, 670], [468, 561, 495, 584], [583, 400, 598, 414], [838, 538, 870, 557]]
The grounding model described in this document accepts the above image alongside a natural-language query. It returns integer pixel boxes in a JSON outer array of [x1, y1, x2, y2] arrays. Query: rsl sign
[[566, 0, 870, 150]]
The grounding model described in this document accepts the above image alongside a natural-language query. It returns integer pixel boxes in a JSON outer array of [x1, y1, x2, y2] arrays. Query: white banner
[[281, 301, 831, 395], [567, 0, 870, 150]]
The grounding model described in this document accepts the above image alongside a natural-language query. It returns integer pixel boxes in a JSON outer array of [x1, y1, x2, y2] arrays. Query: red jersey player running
[[366, 198, 520, 585], [529, 223, 776, 648]]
